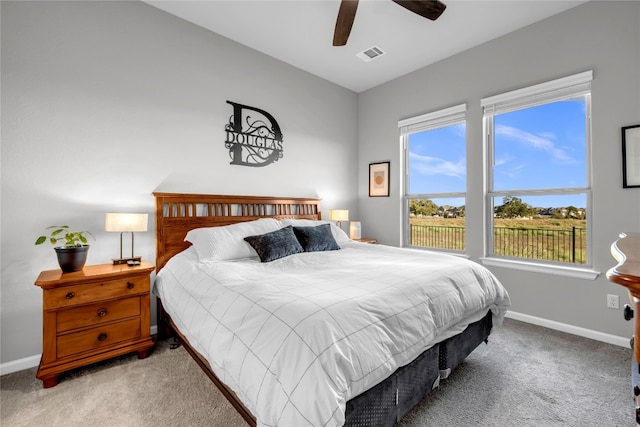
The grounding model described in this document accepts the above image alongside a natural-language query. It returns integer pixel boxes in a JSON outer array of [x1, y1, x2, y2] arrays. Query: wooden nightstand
[[354, 238, 377, 244], [34, 261, 155, 388]]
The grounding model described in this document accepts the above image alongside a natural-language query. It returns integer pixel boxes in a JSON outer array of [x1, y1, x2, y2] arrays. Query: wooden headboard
[[153, 192, 322, 271]]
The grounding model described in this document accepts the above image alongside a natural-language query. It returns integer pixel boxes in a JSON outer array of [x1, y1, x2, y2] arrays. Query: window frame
[[400, 103, 467, 251], [481, 71, 595, 273]]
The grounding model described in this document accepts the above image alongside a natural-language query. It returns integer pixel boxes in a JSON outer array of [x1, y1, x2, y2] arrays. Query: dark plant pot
[[54, 245, 90, 273]]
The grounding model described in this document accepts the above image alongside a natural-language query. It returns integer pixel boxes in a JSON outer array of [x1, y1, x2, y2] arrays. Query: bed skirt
[[344, 310, 493, 427], [440, 311, 493, 379]]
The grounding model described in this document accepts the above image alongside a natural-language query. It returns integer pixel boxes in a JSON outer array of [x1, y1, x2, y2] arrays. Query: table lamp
[[105, 213, 148, 265], [330, 209, 349, 230]]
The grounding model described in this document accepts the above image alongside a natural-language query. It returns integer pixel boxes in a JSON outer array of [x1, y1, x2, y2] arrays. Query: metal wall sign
[[224, 101, 283, 167]]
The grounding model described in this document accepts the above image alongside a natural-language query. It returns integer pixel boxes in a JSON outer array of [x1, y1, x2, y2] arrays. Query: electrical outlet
[[607, 294, 620, 309]]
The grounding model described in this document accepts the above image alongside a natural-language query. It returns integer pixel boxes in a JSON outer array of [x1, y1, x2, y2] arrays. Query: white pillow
[[280, 219, 352, 246], [185, 218, 282, 262]]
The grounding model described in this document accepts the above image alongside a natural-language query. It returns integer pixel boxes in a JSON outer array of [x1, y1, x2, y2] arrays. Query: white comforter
[[154, 243, 510, 427]]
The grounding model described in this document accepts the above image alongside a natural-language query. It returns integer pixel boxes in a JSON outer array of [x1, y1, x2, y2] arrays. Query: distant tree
[[495, 196, 534, 218], [565, 205, 585, 219], [410, 199, 438, 216]]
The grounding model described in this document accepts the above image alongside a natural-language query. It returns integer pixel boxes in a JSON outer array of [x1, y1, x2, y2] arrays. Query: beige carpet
[[1, 318, 632, 426]]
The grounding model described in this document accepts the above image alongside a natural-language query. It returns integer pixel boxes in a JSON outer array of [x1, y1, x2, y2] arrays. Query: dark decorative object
[[622, 124, 640, 188], [369, 161, 390, 197], [244, 226, 303, 262], [54, 245, 90, 272], [225, 101, 283, 167], [293, 224, 340, 252]]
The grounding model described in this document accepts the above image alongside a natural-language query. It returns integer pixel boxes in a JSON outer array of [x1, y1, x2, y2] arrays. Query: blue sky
[[409, 123, 466, 194], [408, 97, 587, 208]]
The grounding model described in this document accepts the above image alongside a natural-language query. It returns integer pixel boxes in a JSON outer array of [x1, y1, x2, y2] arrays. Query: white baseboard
[[505, 311, 630, 349], [0, 325, 159, 376], [0, 354, 42, 376]]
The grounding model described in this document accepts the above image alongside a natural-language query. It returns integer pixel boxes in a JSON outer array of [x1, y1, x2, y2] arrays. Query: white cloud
[[498, 162, 525, 178], [409, 152, 465, 179], [494, 153, 514, 167], [495, 124, 576, 163]]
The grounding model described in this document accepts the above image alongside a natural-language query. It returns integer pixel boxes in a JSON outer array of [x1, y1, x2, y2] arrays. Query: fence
[[410, 224, 466, 251], [410, 224, 586, 264]]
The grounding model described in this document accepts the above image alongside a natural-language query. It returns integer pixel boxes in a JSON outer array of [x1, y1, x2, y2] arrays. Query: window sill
[[479, 257, 600, 280]]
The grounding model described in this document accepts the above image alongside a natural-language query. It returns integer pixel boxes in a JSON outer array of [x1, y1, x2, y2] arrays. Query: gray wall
[[358, 1, 640, 338], [1, 1, 358, 365]]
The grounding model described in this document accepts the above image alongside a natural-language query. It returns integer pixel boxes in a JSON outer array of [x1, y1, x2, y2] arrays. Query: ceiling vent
[[356, 46, 386, 63]]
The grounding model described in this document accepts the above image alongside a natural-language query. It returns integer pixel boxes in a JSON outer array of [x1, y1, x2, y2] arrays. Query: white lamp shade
[[330, 209, 349, 222], [105, 213, 148, 232], [350, 221, 361, 240]]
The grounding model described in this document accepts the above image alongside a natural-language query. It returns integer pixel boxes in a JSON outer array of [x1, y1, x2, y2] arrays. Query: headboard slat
[[153, 193, 322, 271]]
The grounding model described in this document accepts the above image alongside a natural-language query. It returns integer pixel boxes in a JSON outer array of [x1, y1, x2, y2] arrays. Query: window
[[482, 71, 592, 266], [400, 104, 466, 251]]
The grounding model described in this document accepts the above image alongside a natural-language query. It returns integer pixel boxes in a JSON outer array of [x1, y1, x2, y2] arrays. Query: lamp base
[[112, 256, 142, 265]]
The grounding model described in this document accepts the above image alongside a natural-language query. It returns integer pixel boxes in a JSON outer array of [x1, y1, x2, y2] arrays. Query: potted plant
[[36, 225, 95, 272]]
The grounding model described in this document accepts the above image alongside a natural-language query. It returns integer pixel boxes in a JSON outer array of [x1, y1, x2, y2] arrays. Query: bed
[[152, 192, 510, 427]]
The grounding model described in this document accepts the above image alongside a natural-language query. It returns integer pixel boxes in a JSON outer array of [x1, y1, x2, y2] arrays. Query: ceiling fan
[[333, 0, 447, 46]]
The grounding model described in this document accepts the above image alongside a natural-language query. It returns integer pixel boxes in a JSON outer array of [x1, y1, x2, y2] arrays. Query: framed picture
[[369, 161, 390, 197], [622, 124, 640, 188]]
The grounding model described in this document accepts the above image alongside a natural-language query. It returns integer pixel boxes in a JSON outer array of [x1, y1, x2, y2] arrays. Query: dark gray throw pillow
[[244, 225, 304, 262], [293, 224, 340, 252]]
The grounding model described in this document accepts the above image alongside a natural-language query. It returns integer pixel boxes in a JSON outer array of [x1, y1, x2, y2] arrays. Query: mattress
[[154, 242, 510, 426]]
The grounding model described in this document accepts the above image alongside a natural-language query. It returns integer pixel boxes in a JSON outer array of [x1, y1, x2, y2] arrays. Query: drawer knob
[[97, 333, 108, 342], [127, 282, 134, 289], [65, 292, 75, 300], [97, 308, 107, 317], [624, 304, 634, 321]]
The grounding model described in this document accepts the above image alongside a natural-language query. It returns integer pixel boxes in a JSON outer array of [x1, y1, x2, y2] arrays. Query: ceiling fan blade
[[333, 0, 359, 46], [391, 0, 446, 21]]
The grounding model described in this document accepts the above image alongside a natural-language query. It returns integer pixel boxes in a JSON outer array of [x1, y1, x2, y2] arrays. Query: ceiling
[[144, 0, 587, 93]]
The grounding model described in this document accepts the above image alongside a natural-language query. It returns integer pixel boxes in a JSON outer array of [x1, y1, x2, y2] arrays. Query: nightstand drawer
[[56, 297, 141, 333], [57, 317, 141, 359], [44, 276, 148, 310]]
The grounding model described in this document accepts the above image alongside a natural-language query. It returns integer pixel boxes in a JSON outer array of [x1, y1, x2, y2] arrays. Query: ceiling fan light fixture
[[357, 45, 386, 62]]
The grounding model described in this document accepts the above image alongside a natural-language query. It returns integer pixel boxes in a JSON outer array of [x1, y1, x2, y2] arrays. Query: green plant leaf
[[37, 225, 93, 247]]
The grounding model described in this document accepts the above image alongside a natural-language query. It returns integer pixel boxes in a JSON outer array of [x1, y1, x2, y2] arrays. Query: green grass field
[[409, 217, 587, 263]]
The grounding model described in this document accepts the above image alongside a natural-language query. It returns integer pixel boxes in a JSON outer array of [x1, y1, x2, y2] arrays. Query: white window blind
[[481, 70, 593, 116], [399, 103, 466, 135]]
